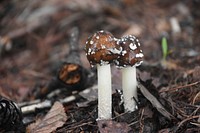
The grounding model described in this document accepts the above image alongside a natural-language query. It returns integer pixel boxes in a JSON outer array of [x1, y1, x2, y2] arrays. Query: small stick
[[177, 115, 200, 130], [20, 95, 79, 115], [20, 100, 52, 115], [19, 87, 93, 114], [159, 81, 200, 93]]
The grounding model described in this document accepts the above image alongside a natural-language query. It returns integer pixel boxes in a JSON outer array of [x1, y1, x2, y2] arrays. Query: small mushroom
[[115, 35, 143, 112], [85, 30, 120, 120]]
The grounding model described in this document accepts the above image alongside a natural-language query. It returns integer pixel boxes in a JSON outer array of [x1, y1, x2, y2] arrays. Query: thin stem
[[97, 64, 112, 120], [122, 66, 137, 112]]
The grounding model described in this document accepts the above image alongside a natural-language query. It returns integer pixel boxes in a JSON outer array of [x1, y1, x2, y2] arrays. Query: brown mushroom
[[85, 30, 120, 120], [115, 35, 143, 112]]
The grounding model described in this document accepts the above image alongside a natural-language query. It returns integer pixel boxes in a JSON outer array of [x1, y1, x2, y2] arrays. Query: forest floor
[[0, 0, 199, 132]]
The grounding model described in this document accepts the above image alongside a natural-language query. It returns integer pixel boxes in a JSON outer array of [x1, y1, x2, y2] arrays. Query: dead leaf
[[97, 120, 131, 133], [26, 101, 67, 133]]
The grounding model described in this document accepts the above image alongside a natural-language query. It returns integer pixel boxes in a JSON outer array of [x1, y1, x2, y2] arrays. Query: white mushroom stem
[[97, 64, 112, 120], [122, 66, 138, 112]]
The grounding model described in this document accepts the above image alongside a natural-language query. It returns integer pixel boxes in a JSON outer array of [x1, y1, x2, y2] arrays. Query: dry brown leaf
[[26, 101, 67, 133]]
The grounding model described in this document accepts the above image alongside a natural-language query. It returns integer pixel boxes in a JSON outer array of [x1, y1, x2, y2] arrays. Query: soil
[[0, 0, 199, 132]]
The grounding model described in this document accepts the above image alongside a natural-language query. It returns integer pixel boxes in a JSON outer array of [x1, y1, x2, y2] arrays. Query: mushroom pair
[[85, 31, 143, 120]]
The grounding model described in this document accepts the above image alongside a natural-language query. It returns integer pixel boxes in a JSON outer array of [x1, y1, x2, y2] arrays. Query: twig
[[128, 121, 139, 126], [112, 111, 129, 119], [66, 121, 93, 130], [159, 81, 200, 93], [177, 115, 200, 129], [190, 106, 200, 117], [19, 86, 94, 114], [139, 108, 144, 133], [20, 100, 51, 115], [19, 94, 80, 114]]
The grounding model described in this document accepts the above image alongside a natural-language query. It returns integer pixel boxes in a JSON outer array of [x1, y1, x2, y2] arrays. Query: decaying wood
[[138, 82, 174, 120]]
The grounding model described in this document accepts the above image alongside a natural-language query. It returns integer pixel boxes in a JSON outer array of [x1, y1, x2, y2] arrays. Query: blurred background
[[0, 0, 199, 101]]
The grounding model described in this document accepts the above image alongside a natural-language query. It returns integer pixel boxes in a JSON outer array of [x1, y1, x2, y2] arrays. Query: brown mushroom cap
[[115, 35, 143, 67], [85, 30, 121, 66]]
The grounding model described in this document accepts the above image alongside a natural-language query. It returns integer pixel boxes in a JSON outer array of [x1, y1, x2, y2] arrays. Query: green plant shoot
[[162, 37, 168, 60]]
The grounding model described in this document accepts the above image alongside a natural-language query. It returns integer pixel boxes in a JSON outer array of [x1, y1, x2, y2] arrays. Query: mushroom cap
[[85, 30, 121, 66], [115, 35, 143, 67]]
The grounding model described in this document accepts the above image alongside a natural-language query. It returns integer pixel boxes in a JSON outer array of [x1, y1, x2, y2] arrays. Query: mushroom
[[115, 35, 143, 112], [85, 30, 120, 119]]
